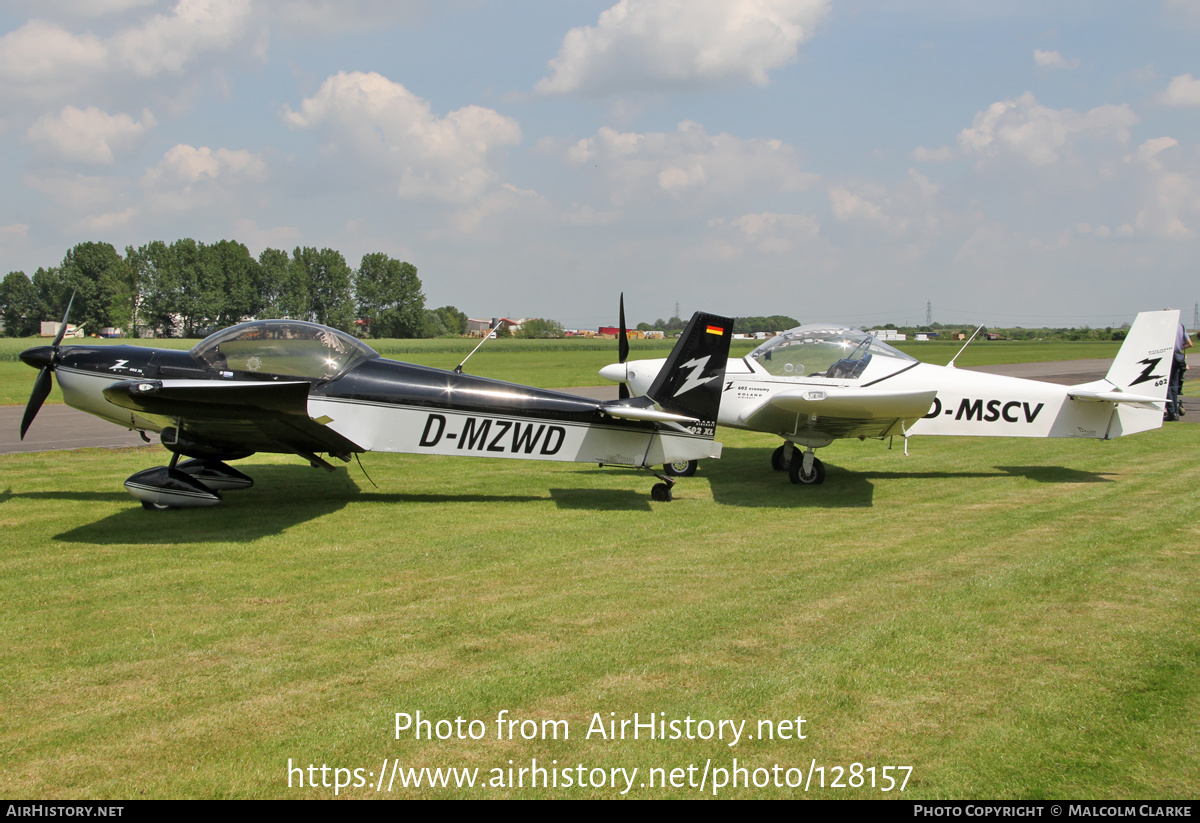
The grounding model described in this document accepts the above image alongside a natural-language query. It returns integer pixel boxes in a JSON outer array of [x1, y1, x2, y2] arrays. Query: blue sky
[[1, 0, 1198, 329]]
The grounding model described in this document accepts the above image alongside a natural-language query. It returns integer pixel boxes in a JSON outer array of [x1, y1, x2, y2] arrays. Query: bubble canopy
[[747, 326, 916, 380], [192, 320, 379, 381]]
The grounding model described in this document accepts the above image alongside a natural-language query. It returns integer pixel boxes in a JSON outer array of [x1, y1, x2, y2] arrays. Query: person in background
[[1167, 318, 1192, 421]]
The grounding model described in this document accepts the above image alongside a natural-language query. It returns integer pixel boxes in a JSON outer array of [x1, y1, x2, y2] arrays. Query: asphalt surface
[[2, 358, 1196, 455]]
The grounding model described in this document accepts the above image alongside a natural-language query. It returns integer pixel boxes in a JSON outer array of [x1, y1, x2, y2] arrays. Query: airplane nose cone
[[19, 346, 54, 370], [599, 362, 627, 383]]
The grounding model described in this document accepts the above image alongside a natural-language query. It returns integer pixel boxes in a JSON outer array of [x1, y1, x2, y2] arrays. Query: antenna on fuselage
[[455, 318, 510, 374], [947, 325, 985, 369]]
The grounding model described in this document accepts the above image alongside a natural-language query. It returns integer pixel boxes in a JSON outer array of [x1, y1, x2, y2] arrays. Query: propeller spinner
[[19, 293, 75, 440]]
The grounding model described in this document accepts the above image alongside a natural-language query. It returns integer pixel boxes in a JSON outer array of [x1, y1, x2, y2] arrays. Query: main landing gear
[[662, 459, 697, 477], [125, 452, 254, 510], [771, 443, 826, 485]]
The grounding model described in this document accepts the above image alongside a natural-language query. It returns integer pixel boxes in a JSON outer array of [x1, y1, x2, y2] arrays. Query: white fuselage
[[618, 354, 1162, 447]]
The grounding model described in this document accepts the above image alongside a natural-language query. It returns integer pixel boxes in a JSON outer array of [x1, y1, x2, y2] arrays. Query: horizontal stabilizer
[[602, 402, 698, 424], [1067, 389, 1164, 410]]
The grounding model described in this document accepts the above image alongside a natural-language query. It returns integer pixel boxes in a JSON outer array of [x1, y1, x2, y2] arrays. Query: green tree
[[201, 240, 262, 327], [59, 242, 132, 333], [355, 253, 424, 337], [31, 267, 68, 326], [520, 318, 564, 338], [432, 305, 468, 336], [0, 271, 38, 337], [294, 247, 354, 331], [258, 248, 308, 320], [126, 241, 177, 337]]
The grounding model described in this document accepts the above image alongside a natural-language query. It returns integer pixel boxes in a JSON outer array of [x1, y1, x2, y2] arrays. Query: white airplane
[[601, 310, 1179, 485]]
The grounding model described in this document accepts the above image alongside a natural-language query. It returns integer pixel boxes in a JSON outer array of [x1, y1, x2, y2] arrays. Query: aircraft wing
[[102, 378, 364, 456], [739, 387, 937, 437]]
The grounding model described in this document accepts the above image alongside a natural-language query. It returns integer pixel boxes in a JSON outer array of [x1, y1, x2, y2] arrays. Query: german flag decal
[[706, 324, 725, 335]]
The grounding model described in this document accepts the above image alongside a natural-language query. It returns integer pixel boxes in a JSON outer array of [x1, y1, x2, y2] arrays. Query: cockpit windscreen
[[747, 326, 915, 380], [192, 320, 378, 381]]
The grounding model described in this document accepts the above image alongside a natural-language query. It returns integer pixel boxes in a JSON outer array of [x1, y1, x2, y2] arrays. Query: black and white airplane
[[19, 302, 733, 509]]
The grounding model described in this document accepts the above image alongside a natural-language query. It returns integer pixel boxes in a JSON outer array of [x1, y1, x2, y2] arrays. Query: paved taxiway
[[2, 357, 1195, 455]]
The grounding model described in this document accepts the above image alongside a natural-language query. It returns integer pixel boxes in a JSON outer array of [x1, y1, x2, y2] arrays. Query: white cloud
[[728, 211, 820, 253], [142, 144, 267, 186], [536, 0, 830, 96], [1165, 0, 1200, 25], [233, 218, 302, 251], [0, 224, 31, 243], [908, 168, 940, 198], [452, 184, 543, 234], [0, 0, 253, 101], [912, 145, 953, 162], [7, 0, 159, 17], [73, 207, 136, 233], [261, 0, 428, 34], [1128, 136, 1178, 171], [1157, 74, 1200, 106], [284, 71, 521, 203], [1033, 50, 1079, 70], [23, 172, 127, 210], [829, 185, 903, 233], [958, 91, 1137, 166], [111, 0, 253, 77], [0, 20, 107, 99], [565, 120, 815, 205], [1135, 172, 1196, 238], [26, 106, 155, 165], [559, 205, 621, 226]]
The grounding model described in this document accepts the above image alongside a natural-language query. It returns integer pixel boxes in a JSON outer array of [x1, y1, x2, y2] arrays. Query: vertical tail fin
[[1100, 309, 1179, 399], [644, 311, 734, 427]]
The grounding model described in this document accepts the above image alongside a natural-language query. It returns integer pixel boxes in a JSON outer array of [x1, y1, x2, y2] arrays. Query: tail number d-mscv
[[923, 397, 1045, 423]]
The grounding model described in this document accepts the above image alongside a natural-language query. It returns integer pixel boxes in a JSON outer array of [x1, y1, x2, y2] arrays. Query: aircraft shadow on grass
[[548, 487, 652, 512], [17, 465, 544, 545], [700, 448, 1116, 509]]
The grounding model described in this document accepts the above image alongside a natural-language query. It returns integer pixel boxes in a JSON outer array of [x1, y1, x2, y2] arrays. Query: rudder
[[645, 312, 734, 428]]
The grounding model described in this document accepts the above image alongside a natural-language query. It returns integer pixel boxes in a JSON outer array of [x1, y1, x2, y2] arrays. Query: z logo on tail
[[675, 356, 717, 397], [1130, 357, 1164, 387]]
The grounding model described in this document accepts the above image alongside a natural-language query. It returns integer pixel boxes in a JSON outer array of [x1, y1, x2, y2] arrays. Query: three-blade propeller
[[19, 293, 74, 440]]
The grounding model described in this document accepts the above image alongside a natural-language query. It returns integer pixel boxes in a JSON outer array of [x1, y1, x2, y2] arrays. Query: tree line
[[635, 314, 800, 334], [0, 240, 467, 339]]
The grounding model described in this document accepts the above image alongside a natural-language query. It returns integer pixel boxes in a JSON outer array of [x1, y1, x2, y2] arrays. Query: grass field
[[1, 403, 1197, 797], [2, 335, 1197, 798]]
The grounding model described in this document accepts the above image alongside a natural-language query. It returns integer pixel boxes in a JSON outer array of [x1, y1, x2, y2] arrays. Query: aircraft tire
[[141, 500, 173, 511], [789, 455, 825, 485], [662, 459, 697, 477], [651, 483, 673, 502], [771, 445, 788, 471]]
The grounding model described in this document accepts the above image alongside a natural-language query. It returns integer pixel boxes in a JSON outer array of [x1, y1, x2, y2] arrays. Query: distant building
[[41, 321, 83, 338], [466, 317, 524, 337]]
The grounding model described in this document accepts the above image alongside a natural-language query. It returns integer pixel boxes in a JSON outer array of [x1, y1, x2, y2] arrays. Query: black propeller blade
[[618, 292, 630, 400], [20, 367, 53, 440], [19, 292, 74, 440]]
